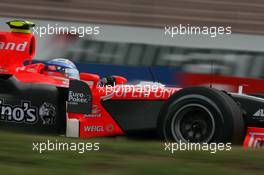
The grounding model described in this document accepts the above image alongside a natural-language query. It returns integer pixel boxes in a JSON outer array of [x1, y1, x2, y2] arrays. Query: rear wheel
[[157, 87, 245, 144]]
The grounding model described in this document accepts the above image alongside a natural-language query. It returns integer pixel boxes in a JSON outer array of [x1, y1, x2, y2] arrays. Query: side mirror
[[113, 76, 127, 85], [80, 73, 100, 87]]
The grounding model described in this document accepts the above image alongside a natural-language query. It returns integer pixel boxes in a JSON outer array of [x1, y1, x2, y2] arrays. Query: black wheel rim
[[171, 104, 215, 143]]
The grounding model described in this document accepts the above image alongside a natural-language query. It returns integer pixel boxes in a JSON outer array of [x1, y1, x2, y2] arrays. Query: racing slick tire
[[157, 86, 245, 144]]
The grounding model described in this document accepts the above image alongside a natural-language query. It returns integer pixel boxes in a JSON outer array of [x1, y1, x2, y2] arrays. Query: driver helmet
[[46, 58, 80, 80]]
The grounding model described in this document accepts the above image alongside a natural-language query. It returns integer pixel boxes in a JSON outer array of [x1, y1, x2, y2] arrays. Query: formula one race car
[[0, 20, 264, 148]]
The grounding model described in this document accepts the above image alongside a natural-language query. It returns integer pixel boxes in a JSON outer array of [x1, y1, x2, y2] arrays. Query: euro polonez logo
[[0, 99, 56, 125]]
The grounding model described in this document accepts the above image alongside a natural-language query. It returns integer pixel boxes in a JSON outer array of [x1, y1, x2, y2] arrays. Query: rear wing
[[0, 20, 36, 71]]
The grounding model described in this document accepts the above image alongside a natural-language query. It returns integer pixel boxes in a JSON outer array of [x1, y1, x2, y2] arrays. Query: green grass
[[0, 131, 264, 175]]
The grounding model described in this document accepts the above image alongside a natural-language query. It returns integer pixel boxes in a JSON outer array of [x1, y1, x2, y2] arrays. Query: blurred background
[[1, 1, 264, 175], [1, 0, 264, 86]]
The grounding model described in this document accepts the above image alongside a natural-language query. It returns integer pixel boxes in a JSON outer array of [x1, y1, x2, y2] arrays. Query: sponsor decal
[[39, 102, 56, 124], [0, 42, 28, 52], [85, 105, 101, 118], [153, 88, 177, 98], [0, 68, 8, 73], [0, 98, 56, 125], [244, 128, 264, 148], [100, 91, 115, 101], [84, 126, 104, 132], [68, 91, 90, 104], [105, 124, 114, 132], [84, 124, 115, 133], [100, 85, 177, 100], [253, 139, 264, 148], [0, 99, 37, 124], [246, 133, 264, 148], [67, 80, 92, 115], [253, 109, 264, 117]]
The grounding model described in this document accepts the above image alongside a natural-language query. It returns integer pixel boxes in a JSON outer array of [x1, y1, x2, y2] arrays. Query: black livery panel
[[232, 94, 264, 128], [101, 100, 165, 133], [0, 75, 67, 134]]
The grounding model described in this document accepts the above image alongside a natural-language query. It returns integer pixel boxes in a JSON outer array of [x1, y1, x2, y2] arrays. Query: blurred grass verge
[[0, 131, 264, 175]]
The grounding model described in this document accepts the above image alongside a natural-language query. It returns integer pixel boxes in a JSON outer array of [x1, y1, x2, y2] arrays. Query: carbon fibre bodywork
[[2, 20, 264, 148]]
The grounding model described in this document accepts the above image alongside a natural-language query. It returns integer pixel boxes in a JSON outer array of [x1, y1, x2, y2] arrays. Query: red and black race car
[[0, 20, 263, 148]]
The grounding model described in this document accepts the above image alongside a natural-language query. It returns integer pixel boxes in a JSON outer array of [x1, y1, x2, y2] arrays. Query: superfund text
[[102, 85, 178, 99]]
